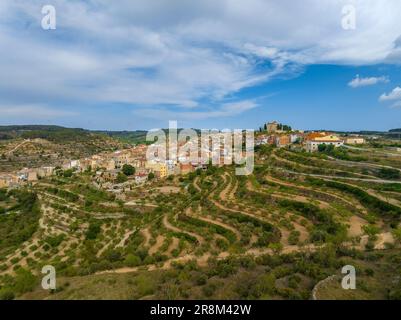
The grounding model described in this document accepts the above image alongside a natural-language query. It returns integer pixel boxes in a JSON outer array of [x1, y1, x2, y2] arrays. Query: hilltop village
[[0, 122, 366, 192], [255, 121, 365, 151]]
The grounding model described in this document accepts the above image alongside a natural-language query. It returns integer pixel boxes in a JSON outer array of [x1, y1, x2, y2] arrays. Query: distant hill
[[0, 125, 124, 172], [308, 129, 401, 137], [95, 130, 149, 145], [0, 125, 100, 143], [96, 129, 202, 145]]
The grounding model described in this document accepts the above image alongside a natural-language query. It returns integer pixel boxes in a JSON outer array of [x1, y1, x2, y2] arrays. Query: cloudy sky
[[1, 0, 401, 131]]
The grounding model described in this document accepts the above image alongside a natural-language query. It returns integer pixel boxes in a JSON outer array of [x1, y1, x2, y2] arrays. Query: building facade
[[306, 135, 344, 152]]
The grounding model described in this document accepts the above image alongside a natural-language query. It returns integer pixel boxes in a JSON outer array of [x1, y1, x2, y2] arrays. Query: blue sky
[[1, 0, 401, 131]]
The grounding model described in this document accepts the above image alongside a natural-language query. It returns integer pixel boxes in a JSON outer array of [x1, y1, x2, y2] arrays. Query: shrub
[[116, 172, 128, 183], [14, 268, 37, 294], [0, 288, 15, 300], [125, 254, 141, 267], [106, 250, 123, 262], [44, 234, 65, 248], [288, 230, 300, 245], [63, 169, 74, 178], [85, 221, 102, 240], [194, 273, 207, 286], [202, 282, 217, 297], [135, 274, 156, 296], [122, 164, 135, 176], [377, 168, 400, 180], [216, 238, 229, 250], [0, 190, 40, 252]]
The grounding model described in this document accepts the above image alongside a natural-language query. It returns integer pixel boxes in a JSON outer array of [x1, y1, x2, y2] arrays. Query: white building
[[345, 137, 365, 145], [306, 135, 344, 152]]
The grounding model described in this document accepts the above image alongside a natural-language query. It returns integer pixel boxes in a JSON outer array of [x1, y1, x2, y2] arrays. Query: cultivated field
[[1, 143, 401, 300]]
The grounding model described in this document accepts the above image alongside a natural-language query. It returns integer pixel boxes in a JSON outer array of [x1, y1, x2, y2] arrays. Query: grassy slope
[[19, 249, 401, 300]]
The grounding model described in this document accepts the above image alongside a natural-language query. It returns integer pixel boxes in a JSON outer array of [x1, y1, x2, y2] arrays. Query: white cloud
[[0, 105, 78, 118], [2, 0, 401, 118], [348, 75, 389, 88], [132, 100, 258, 121], [379, 86, 401, 108], [390, 100, 401, 108], [379, 87, 401, 101]]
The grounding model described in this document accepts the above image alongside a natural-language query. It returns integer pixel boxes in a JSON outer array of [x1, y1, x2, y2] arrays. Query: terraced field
[[1, 144, 401, 300]]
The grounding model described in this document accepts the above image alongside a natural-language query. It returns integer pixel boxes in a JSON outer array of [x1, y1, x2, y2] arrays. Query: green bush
[[125, 254, 141, 267], [288, 230, 300, 245], [122, 164, 135, 176], [0, 288, 15, 300], [13, 268, 37, 294], [0, 190, 40, 253], [116, 172, 128, 183], [306, 177, 401, 219], [85, 221, 102, 240], [44, 234, 65, 248], [377, 168, 400, 180]]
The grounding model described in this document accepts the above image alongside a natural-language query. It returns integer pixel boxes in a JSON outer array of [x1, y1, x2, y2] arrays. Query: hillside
[[0, 126, 124, 172], [96, 129, 201, 145], [95, 130, 149, 145], [0, 142, 401, 300]]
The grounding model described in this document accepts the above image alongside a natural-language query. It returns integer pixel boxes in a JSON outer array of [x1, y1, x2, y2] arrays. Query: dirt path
[[149, 235, 165, 254], [366, 189, 401, 207], [229, 179, 238, 200], [359, 231, 395, 250], [272, 150, 378, 180], [96, 244, 322, 275], [250, 234, 258, 246], [292, 222, 309, 243], [167, 238, 179, 255], [264, 175, 367, 213], [39, 202, 70, 236], [193, 214, 241, 241], [374, 232, 395, 249], [141, 228, 151, 247], [155, 186, 181, 194], [208, 177, 266, 218], [347, 215, 368, 237], [193, 177, 202, 192], [94, 224, 397, 276], [115, 229, 136, 248], [283, 169, 401, 184], [327, 155, 401, 173], [219, 173, 232, 200], [246, 179, 330, 210], [125, 200, 158, 207], [6, 139, 30, 155], [343, 145, 401, 158], [215, 179, 316, 247], [208, 177, 275, 228], [96, 252, 219, 275], [162, 214, 204, 244], [274, 190, 329, 209]]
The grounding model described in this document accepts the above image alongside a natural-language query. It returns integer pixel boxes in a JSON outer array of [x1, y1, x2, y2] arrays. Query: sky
[[1, 0, 401, 131]]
